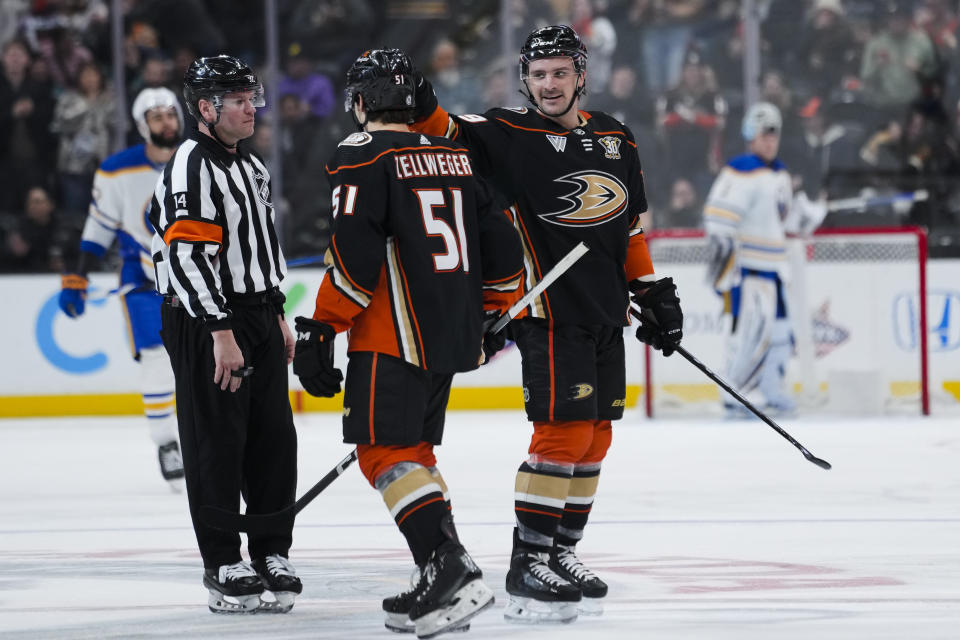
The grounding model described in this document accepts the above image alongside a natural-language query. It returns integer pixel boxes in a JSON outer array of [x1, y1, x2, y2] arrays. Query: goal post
[[642, 226, 930, 417]]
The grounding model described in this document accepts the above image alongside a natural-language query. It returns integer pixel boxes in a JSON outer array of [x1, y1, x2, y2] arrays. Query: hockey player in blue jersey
[[703, 102, 825, 417], [59, 87, 186, 490]]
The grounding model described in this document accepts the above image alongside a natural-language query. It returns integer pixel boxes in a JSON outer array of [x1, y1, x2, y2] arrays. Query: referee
[[149, 55, 302, 614]]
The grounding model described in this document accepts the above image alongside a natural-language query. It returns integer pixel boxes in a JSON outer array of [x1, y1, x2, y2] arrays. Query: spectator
[[860, 0, 938, 113], [1, 186, 59, 273], [661, 177, 702, 229], [762, 0, 809, 76], [590, 64, 653, 129], [901, 97, 960, 226], [859, 118, 904, 172], [268, 94, 332, 256], [50, 62, 114, 215], [286, 0, 376, 69], [0, 38, 56, 215], [631, 0, 709, 93], [34, 24, 94, 90], [656, 49, 727, 193], [276, 43, 336, 120], [426, 39, 482, 114], [916, 0, 958, 59], [782, 97, 863, 199], [571, 0, 617, 95], [126, 0, 226, 56], [801, 0, 861, 98]]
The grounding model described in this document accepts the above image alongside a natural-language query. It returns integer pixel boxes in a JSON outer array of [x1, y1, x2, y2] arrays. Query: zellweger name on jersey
[[317, 130, 522, 373], [442, 107, 648, 326], [393, 149, 474, 179]]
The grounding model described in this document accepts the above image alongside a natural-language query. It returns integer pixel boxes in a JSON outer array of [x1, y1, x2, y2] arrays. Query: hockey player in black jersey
[[411, 25, 684, 623], [293, 49, 524, 638]]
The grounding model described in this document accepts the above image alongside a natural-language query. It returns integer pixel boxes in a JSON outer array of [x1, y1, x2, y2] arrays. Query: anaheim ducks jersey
[[80, 144, 165, 285], [703, 153, 793, 282], [413, 105, 655, 327], [312, 129, 524, 374]]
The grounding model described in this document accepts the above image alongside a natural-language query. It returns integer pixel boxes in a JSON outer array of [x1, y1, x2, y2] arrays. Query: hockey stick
[[827, 190, 928, 212], [286, 254, 326, 268], [487, 241, 589, 335], [86, 283, 136, 302], [630, 305, 831, 470], [200, 244, 589, 534], [199, 448, 358, 534]]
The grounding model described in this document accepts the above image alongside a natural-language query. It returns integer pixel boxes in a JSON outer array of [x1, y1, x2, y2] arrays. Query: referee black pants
[[160, 300, 297, 569]]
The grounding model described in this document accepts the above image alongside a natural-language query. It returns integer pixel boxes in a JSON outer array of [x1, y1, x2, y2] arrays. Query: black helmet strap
[[194, 95, 237, 149]]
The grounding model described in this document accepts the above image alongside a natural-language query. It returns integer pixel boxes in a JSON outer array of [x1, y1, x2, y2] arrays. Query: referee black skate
[[150, 54, 301, 614]]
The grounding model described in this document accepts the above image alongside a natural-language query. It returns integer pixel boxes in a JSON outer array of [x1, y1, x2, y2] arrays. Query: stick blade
[[804, 452, 832, 470], [199, 505, 295, 535]]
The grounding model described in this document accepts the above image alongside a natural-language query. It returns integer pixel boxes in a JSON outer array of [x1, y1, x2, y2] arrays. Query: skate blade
[[414, 579, 494, 639], [384, 612, 471, 634], [578, 596, 604, 616], [257, 590, 296, 613], [207, 589, 261, 614], [503, 595, 578, 624]]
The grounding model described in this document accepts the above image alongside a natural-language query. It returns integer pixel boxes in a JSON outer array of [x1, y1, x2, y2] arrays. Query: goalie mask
[[183, 55, 264, 130], [519, 24, 588, 116], [741, 102, 782, 141], [131, 87, 183, 149]]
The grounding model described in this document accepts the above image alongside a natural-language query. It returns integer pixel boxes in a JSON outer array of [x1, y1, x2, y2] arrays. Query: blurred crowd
[[3, 0, 960, 274]]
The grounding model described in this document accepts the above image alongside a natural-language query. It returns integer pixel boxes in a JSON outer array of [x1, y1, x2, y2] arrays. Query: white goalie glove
[[783, 191, 827, 237]]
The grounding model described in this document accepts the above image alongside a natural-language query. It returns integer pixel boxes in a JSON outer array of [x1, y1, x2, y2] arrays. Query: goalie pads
[[722, 273, 794, 409]]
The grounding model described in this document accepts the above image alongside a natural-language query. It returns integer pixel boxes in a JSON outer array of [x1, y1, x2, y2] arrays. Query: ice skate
[[722, 401, 753, 420], [383, 565, 471, 634], [203, 561, 263, 614], [549, 543, 607, 615], [764, 394, 797, 417], [407, 541, 494, 639], [157, 441, 185, 493], [504, 547, 581, 624], [251, 554, 302, 613]]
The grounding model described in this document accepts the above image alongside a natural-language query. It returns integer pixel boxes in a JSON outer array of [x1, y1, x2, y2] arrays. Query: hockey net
[[642, 227, 929, 416]]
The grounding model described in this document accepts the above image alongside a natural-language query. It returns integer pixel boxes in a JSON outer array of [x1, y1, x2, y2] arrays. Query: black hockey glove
[[412, 66, 439, 121], [293, 317, 343, 397], [630, 278, 683, 357], [480, 309, 506, 364]]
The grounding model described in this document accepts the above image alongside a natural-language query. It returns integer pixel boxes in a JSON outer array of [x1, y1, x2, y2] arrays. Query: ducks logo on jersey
[[541, 170, 628, 227]]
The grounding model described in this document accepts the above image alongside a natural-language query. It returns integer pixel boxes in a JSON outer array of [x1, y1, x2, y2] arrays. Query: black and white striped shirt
[[150, 131, 286, 329]]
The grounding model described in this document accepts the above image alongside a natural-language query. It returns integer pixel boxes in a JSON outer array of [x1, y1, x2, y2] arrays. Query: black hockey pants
[[160, 297, 297, 569]]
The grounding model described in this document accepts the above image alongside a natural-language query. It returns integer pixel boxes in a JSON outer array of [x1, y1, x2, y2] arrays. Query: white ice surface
[[1, 410, 958, 639]]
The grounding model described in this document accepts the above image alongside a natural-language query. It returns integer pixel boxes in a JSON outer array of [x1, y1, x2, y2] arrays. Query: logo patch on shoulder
[[419, 134, 431, 145], [546, 134, 567, 152], [598, 136, 622, 159], [339, 132, 372, 147], [504, 107, 529, 114]]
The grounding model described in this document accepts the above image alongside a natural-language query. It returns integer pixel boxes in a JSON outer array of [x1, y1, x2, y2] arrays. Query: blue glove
[[59, 274, 89, 318]]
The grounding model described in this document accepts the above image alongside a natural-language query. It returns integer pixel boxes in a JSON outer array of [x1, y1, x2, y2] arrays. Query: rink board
[[0, 263, 957, 416]]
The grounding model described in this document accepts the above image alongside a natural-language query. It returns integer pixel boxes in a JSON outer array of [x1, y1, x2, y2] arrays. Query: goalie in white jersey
[[703, 102, 825, 416], [59, 88, 186, 490]]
